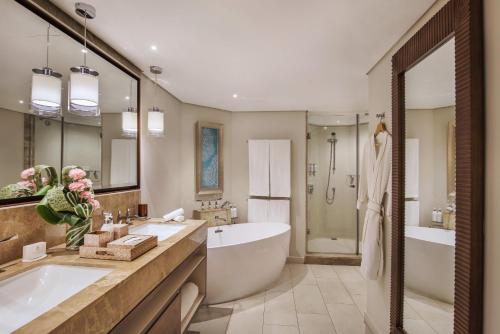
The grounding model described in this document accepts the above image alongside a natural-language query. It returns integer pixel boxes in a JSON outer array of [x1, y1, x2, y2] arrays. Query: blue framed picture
[[196, 122, 223, 197]]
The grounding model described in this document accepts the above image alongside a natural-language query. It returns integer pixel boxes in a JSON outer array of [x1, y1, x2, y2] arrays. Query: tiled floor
[[404, 290, 454, 334], [188, 264, 367, 334]]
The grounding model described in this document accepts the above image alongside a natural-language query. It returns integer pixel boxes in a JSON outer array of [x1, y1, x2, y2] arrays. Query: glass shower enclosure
[[306, 113, 368, 255]]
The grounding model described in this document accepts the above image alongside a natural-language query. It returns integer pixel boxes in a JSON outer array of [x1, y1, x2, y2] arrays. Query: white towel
[[163, 208, 184, 221], [173, 215, 185, 222], [249, 140, 270, 196], [180, 282, 199, 320]]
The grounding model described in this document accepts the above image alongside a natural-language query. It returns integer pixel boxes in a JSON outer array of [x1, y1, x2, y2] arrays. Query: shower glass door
[[306, 113, 368, 254]]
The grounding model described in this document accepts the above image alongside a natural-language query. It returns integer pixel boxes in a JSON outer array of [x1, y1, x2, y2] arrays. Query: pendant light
[[148, 66, 165, 137], [69, 2, 99, 117], [31, 24, 62, 117], [122, 80, 137, 137]]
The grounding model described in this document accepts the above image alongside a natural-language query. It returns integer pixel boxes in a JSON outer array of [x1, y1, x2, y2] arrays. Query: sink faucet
[[125, 208, 132, 225]]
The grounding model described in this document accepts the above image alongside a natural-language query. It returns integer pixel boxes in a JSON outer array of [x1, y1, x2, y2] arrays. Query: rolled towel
[[180, 282, 199, 320], [173, 215, 185, 222], [163, 208, 184, 221]]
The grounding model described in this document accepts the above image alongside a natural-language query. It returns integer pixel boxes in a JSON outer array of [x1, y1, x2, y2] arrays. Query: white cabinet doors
[[248, 140, 290, 197]]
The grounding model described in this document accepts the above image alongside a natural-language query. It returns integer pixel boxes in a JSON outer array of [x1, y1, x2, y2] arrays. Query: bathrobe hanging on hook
[[357, 131, 392, 280]]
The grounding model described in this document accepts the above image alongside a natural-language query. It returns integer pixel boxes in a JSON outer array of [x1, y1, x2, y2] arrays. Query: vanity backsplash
[[0, 190, 139, 265]]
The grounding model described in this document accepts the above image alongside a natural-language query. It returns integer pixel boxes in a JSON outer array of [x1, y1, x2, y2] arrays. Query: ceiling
[[51, 0, 435, 113], [406, 37, 455, 110], [0, 0, 137, 119]]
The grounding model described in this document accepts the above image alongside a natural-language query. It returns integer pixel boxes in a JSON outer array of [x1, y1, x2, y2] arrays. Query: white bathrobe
[[357, 131, 392, 280]]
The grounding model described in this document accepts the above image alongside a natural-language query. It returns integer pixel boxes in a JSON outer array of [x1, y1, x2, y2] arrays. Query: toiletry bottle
[[437, 209, 443, 223], [432, 208, 437, 222]]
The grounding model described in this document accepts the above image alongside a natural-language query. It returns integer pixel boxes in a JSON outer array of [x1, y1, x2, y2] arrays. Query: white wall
[[365, 1, 450, 332], [231, 111, 307, 258], [0, 108, 23, 186]]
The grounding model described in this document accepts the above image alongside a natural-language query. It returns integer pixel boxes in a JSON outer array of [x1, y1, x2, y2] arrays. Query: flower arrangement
[[0, 165, 58, 199], [36, 166, 100, 250]]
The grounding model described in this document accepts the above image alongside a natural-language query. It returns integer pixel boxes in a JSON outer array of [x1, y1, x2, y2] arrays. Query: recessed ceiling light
[[19, 100, 24, 104], [125, 96, 130, 100], [81, 49, 88, 53], [323, 126, 328, 130], [336, 120, 340, 124], [151, 45, 157, 51], [232, 93, 238, 99]]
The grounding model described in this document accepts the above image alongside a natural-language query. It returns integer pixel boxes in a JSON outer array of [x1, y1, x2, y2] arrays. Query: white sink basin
[[130, 223, 186, 241], [0, 264, 111, 333]]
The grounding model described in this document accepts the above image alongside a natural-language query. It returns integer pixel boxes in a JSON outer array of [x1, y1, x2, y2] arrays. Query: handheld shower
[[326, 132, 337, 204]]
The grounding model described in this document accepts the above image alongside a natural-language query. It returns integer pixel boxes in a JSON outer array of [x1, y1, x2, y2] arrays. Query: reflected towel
[[163, 208, 184, 221], [180, 282, 199, 320]]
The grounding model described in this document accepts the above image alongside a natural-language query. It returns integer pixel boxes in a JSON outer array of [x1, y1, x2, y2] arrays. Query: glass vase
[[66, 218, 92, 251]]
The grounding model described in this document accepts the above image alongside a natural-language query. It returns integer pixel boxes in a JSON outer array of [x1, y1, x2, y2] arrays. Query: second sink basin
[[0, 264, 112, 333], [130, 223, 186, 241]]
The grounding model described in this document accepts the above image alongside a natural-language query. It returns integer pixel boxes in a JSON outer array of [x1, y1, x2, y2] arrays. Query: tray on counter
[[79, 234, 158, 261]]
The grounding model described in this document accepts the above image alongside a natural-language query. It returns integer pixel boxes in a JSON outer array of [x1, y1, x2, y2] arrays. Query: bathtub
[[404, 226, 455, 304], [205, 223, 290, 304]]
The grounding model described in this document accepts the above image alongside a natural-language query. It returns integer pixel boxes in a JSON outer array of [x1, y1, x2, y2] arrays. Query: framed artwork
[[196, 122, 224, 198]]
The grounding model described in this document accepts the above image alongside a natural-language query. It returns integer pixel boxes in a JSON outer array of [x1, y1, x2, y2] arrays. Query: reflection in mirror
[[0, 1, 138, 201], [404, 37, 455, 333]]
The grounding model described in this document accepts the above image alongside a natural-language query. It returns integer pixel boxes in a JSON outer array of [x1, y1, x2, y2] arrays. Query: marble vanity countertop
[[0, 219, 208, 334]]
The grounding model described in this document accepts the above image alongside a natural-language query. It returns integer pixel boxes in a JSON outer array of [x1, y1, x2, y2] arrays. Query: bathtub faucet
[[214, 227, 223, 233]]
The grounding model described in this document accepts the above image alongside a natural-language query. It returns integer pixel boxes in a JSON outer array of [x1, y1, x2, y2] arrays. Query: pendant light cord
[[46, 24, 50, 68], [83, 11, 88, 66]]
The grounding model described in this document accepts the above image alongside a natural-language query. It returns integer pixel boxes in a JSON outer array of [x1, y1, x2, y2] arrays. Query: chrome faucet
[[125, 208, 132, 225]]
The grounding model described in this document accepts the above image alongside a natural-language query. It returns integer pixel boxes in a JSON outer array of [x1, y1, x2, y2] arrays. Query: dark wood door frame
[[390, 0, 484, 333]]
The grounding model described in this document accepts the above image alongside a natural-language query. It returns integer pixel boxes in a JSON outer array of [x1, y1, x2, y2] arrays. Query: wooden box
[[84, 231, 113, 247], [79, 234, 158, 261], [192, 208, 231, 227]]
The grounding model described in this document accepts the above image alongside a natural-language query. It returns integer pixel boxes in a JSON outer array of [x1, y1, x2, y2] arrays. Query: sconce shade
[[69, 71, 99, 116], [122, 108, 137, 137], [148, 108, 164, 136], [31, 72, 61, 116]]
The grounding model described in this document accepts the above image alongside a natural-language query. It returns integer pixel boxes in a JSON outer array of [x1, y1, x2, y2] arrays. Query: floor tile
[[333, 266, 365, 283], [351, 294, 367, 314], [289, 264, 317, 286], [226, 305, 264, 334], [189, 305, 233, 334], [293, 284, 328, 314], [298, 313, 337, 334], [342, 279, 367, 296], [317, 278, 354, 305], [404, 319, 436, 334], [264, 291, 298, 326], [327, 303, 365, 334], [308, 264, 339, 279], [263, 324, 300, 334]]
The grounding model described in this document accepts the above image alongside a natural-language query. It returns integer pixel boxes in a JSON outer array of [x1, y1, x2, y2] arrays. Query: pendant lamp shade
[[148, 107, 164, 137], [122, 108, 137, 137], [69, 69, 99, 116], [31, 71, 62, 116]]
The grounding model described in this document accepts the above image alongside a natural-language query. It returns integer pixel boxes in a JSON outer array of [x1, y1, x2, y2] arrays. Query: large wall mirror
[[0, 0, 140, 205], [390, 1, 484, 333]]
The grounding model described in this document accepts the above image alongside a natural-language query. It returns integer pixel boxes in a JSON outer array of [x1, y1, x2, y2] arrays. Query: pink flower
[[20, 168, 35, 180], [68, 168, 86, 181], [68, 181, 86, 192], [89, 198, 100, 210], [80, 191, 94, 201], [80, 178, 93, 188], [17, 180, 34, 189]]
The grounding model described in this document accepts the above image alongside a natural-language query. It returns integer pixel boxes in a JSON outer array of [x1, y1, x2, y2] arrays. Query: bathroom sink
[[0, 264, 112, 333], [130, 223, 186, 241]]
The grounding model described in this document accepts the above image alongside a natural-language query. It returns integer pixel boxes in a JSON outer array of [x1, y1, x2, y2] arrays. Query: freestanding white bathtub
[[405, 226, 455, 304], [205, 223, 290, 304]]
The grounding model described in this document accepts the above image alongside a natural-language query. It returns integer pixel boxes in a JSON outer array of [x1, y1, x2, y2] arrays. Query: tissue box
[[112, 224, 129, 239], [84, 231, 113, 247]]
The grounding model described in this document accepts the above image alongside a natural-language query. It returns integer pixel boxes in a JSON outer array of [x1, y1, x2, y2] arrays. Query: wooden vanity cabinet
[[110, 243, 206, 334]]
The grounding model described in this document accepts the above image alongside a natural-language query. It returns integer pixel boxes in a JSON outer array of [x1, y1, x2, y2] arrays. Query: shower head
[[327, 132, 337, 143]]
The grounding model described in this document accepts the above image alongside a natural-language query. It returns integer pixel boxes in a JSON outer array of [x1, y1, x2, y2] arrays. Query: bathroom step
[[305, 254, 361, 266]]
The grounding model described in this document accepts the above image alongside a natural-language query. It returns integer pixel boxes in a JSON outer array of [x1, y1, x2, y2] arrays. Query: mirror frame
[[390, 0, 484, 333], [0, 0, 142, 206]]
